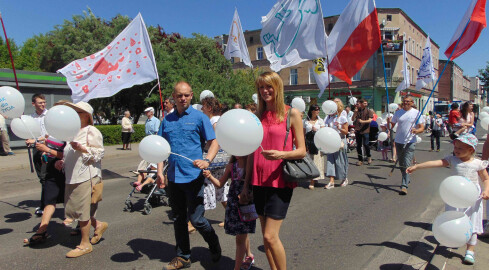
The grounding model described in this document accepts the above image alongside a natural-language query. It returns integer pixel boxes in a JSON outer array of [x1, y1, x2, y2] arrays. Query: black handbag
[[282, 108, 320, 182]]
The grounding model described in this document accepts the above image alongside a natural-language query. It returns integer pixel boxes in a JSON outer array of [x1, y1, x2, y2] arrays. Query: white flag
[[224, 8, 252, 68], [58, 13, 158, 103], [416, 36, 436, 90], [260, 0, 327, 72], [395, 40, 410, 92], [312, 58, 331, 98]]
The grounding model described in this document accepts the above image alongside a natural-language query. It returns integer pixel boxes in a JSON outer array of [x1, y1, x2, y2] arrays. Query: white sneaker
[[340, 178, 349, 187], [324, 183, 335, 189]]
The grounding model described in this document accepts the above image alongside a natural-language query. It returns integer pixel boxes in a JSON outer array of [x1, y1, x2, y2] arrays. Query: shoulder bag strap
[[283, 108, 292, 150]]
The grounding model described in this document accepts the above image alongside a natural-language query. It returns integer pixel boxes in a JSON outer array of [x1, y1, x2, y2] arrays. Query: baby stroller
[[124, 164, 169, 215]]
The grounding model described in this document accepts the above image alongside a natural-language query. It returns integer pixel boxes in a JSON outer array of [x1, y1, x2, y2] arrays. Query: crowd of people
[[9, 72, 488, 268]]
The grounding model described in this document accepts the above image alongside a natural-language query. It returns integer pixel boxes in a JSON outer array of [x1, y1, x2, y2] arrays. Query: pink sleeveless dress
[[252, 107, 297, 189]]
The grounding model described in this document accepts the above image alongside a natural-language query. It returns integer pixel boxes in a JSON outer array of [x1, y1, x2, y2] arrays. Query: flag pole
[[379, 36, 389, 110], [0, 12, 19, 90], [326, 55, 331, 99], [389, 19, 471, 176]]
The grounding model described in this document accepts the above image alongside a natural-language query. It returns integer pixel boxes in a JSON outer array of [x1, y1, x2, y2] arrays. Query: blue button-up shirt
[[145, 116, 161, 135], [158, 106, 215, 183]]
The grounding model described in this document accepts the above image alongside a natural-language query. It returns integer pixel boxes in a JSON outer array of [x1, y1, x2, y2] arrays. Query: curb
[[425, 244, 449, 270]]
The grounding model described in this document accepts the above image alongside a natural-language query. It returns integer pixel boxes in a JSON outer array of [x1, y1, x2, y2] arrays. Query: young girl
[[203, 156, 256, 270], [379, 123, 390, 161], [407, 133, 489, 265]]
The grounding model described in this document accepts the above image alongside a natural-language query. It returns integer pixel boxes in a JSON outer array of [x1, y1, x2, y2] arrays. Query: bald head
[[172, 81, 193, 113]]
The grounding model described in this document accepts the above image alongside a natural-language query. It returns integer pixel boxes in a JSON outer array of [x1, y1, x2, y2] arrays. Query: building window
[[249, 36, 254, 44], [408, 37, 411, 52], [327, 23, 333, 34], [290, 69, 298, 85], [412, 67, 415, 85], [308, 68, 316, 84], [257, 47, 264, 60], [387, 15, 392, 21], [384, 30, 393, 40], [384, 62, 391, 78], [352, 71, 361, 81]]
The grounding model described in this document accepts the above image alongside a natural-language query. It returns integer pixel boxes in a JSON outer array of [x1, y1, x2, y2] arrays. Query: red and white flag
[[326, 0, 381, 85], [444, 0, 486, 60], [58, 13, 158, 103]]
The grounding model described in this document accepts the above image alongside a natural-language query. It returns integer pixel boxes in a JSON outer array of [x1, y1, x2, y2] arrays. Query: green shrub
[[95, 124, 146, 145]]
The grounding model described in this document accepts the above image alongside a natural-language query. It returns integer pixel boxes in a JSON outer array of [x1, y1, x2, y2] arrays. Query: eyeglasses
[[403, 100, 413, 104], [313, 108, 320, 111]]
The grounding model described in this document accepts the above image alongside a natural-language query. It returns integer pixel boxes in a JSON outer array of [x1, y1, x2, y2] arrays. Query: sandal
[[324, 183, 335, 189], [136, 185, 143, 192], [24, 231, 48, 246], [90, 222, 108, 245], [241, 256, 254, 270], [463, 252, 475, 265], [66, 244, 93, 258], [132, 182, 141, 187]]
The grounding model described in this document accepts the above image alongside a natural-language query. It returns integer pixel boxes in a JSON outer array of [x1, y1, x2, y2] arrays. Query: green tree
[[479, 61, 489, 91], [0, 37, 19, 69]]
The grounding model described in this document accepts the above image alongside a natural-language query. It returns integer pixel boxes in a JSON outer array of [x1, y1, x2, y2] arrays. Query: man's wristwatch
[[203, 158, 211, 164]]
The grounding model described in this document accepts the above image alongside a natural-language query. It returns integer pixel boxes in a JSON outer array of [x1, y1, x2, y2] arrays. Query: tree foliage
[[479, 61, 489, 91], [5, 9, 257, 123]]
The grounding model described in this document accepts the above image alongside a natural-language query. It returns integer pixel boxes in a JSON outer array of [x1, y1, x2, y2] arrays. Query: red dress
[[252, 107, 297, 189]]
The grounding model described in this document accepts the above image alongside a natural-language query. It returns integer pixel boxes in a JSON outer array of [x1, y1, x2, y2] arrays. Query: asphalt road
[[0, 133, 481, 270]]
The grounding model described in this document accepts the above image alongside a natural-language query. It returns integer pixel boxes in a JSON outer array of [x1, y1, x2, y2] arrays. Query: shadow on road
[[380, 263, 418, 270], [0, 228, 13, 235], [4, 212, 32, 223], [0, 199, 39, 211], [405, 221, 432, 231], [357, 240, 434, 262], [349, 180, 400, 194]]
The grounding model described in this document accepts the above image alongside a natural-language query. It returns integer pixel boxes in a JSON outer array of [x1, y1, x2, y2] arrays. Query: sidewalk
[[427, 232, 489, 270], [0, 143, 140, 172]]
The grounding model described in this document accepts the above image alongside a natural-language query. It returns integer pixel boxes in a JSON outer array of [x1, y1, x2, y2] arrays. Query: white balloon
[[0, 86, 25, 118], [481, 117, 489, 131], [388, 103, 398, 113], [215, 109, 264, 156], [480, 111, 489, 120], [349, 97, 357, 105], [291, 97, 306, 112], [252, 93, 258, 104], [416, 135, 422, 143], [378, 132, 388, 142], [322, 100, 338, 115], [10, 116, 42, 139], [139, 135, 171, 163], [482, 106, 489, 113], [199, 90, 214, 102], [439, 176, 479, 208], [192, 104, 203, 112], [432, 211, 472, 248], [314, 127, 342, 154], [376, 117, 383, 125], [44, 105, 81, 141]]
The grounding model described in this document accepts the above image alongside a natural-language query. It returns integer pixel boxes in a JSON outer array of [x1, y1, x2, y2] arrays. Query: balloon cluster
[[432, 176, 478, 247]]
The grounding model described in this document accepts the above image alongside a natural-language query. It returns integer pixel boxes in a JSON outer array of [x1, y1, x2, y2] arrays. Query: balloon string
[[170, 152, 194, 163], [260, 145, 264, 151], [20, 118, 37, 140]]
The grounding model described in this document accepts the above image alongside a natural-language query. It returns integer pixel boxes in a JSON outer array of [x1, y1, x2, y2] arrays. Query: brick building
[[438, 60, 471, 103], [221, 8, 440, 114]]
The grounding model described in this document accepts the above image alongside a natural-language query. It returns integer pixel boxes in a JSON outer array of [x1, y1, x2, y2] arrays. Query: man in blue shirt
[[144, 107, 160, 135], [157, 81, 220, 270]]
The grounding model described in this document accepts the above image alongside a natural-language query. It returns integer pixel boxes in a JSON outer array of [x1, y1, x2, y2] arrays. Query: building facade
[[222, 8, 440, 114], [470, 76, 486, 109], [438, 60, 471, 103]]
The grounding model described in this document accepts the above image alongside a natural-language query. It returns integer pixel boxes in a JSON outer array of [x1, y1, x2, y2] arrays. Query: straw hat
[[55, 100, 94, 125]]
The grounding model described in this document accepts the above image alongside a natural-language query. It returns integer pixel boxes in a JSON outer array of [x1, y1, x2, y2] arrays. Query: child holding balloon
[[407, 133, 489, 265], [203, 155, 256, 270]]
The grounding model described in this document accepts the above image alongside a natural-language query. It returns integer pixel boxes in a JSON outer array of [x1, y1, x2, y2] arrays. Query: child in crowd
[[131, 163, 158, 192], [406, 133, 489, 265], [379, 123, 390, 161], [203, 156, 256, 270]]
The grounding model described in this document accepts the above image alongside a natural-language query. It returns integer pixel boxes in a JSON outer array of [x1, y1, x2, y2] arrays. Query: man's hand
[[156, 172, 165, 187], [35, 142, 49, 153], [193, 159, 210, 170], [261, 150, 284, 160], [202, 170, 212, 178], [25, 139, 35, 146]]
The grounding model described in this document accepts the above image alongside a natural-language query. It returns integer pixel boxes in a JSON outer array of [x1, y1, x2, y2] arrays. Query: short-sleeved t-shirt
[[391, 108, 424, 144], [324, 113, 348, 138], [158, 106, 216, 184], [448, 110, 460, 126]]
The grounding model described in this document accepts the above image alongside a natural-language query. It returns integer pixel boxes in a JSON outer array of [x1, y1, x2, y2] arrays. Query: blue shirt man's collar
[[175, 105, 194, 117]]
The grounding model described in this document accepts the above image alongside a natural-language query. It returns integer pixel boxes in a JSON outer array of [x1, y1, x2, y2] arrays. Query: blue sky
[[0, 0, 487, 76]]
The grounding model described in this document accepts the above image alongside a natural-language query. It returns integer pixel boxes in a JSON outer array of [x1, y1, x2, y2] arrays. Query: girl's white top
[[303, 117, 324, 134], [210, 115, 220, 126], [444, 155, 488, 234], [324, 112, 348, 139]]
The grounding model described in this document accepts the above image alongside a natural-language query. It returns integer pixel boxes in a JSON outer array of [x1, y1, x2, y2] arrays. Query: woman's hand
[[406, 165, 417, 174], [35, 142, 49, 153], [312, 126, 318, 132], [239, 185, 250, 204], [54, 160, 64, 171], [261, 150, 284, 160], [70, 142, 86, 152]]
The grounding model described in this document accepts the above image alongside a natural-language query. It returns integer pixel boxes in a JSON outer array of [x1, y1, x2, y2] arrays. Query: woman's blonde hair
[[334, 98, 344, 115], [255, 72, 285, 122]]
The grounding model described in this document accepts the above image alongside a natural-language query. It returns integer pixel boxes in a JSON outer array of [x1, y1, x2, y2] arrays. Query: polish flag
[[326, 0, 381, 85], [58, 13, 158, 103], [444, 0, 486, 60]]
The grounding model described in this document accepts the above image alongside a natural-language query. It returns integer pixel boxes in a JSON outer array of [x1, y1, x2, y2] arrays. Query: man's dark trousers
[[355, 132, 370, 162], [167, 174, 220, 260]]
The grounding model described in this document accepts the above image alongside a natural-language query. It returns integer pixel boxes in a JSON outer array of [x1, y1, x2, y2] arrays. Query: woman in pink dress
[[241, 71, 306, 270]]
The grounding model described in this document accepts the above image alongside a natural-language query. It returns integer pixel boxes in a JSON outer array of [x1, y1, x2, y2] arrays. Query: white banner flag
[[312, 58, 331, 98], [260, 0, 327, 72], [58, 13, 158, 103], [416, 36, 436, 90], [395, 40, 410, 92], [224, 8, 252, 68]]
